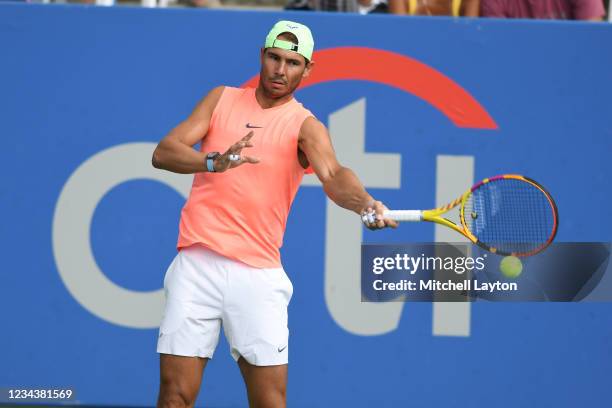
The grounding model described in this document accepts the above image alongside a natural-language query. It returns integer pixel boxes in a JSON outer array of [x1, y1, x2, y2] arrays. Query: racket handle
[[383, 210, 423, 222]]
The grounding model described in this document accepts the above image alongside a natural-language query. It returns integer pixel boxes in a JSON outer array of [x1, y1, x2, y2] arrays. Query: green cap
[[264, 20, 314, 61]]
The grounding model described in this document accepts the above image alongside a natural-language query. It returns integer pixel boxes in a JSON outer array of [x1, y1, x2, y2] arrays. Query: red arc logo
[[242, 47, 497, 130]]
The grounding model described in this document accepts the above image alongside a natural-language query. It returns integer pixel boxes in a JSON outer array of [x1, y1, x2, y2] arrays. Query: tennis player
[[152, 20, 397, 408]]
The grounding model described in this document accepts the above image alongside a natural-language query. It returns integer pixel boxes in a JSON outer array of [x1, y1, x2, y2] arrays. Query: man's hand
[[361, 200, 398, 230], [213, 131, 260, 172]]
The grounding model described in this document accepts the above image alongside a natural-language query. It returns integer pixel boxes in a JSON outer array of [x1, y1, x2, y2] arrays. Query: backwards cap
[[264, 20, 314, 61]]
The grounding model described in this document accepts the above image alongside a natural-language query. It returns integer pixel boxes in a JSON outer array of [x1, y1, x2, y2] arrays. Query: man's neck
[[255, 86, 294, 109]]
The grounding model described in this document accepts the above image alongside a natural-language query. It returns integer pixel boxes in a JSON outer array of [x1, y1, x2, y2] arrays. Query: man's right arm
[[152, 86, 225, 174]]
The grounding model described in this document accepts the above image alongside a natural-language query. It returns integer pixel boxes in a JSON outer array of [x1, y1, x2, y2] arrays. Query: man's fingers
[[241, 156, 260, 164], [362, 207, 377, 229], [361, 201, 398, 230], [230, 156, 260, 167], [225, 131, 255, 155], [230, 142, 243, 153], [372, 201, 386, 228], [375, 213, 385, 228], [229, 140, 254, 154], [375, 201, 398, 228], [386, 219, 399, 229]]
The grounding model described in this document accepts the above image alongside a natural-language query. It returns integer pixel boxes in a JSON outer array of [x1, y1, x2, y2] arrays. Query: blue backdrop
[[1, 4, 611, 407]]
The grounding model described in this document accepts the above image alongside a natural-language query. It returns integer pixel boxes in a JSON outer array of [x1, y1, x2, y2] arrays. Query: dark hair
[[279, 32, 310, 64], [277, 32, 299, 44], [268, 32, 310, 64]]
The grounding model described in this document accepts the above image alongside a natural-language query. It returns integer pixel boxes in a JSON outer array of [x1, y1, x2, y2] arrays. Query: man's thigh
[[238, 357, 287, 408], [158, 354, 208, 408], [223, 266, 293, 366], [157, 246, 225, 359]]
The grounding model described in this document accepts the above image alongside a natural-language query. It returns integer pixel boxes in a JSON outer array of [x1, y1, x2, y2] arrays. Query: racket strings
[[463, 178, 556, 256]]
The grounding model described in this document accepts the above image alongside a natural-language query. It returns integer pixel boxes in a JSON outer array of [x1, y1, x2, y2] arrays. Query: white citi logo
[[53, 99, 474, 335]]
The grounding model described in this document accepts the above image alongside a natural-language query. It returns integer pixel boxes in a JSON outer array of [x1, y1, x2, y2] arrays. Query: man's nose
[[274, 60, 286, 76]]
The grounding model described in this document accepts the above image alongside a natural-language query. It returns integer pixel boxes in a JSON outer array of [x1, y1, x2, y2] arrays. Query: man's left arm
[[298, 117, 397, 230]]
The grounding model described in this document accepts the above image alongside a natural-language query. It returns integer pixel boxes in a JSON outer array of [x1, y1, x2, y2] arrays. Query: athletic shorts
[[156, 245, 293, 366]]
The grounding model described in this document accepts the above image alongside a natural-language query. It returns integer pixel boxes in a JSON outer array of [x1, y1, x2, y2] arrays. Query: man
[[388, 0, 481, 17], [287, 0, 389, 14], [480, 0, 605, 20], [152, 20, 397, 408]]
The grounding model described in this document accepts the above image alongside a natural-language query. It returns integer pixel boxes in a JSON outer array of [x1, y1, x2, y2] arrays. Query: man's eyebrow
[[266, 49, 303, 65]]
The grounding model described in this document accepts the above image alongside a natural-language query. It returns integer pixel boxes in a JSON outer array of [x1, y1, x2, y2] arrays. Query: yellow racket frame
[[421, 189, 476, 242], [419, 174, 558, 256]]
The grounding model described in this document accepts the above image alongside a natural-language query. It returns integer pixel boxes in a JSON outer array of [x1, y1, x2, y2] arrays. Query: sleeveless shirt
[[177, 86, 314, 268]]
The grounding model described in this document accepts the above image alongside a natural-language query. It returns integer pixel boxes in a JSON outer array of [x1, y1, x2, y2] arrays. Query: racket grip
[[383, 210, 422, 222]]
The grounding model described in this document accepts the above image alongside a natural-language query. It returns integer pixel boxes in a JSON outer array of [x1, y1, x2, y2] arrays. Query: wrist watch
[[206, 152, 220, 172]]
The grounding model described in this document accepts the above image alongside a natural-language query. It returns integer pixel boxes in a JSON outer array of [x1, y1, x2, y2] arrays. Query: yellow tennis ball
[[500, 256, 523, 278]]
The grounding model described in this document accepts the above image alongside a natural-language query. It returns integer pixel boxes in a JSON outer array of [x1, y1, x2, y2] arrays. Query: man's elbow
[[318, 167, 336, 186], [151, 146, 164, 169], [320, 166, 346, 189]]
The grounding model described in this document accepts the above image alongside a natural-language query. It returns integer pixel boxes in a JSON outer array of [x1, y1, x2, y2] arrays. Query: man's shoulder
[[209, 85, 252, 98], [298, 116, 326, 140], [291, 98, 317, 122], [207, 86, 251, 108], [220, 85, 246, 92]]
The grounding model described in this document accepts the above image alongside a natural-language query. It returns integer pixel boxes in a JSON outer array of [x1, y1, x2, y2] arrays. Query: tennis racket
[[372, 174, 558, 257]]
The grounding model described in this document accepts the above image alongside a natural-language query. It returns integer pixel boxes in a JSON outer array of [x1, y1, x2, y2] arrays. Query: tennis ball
[[500, 256, 523, 278]]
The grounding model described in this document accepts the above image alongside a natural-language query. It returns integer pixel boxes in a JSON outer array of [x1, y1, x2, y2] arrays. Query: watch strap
[[206, 152, 220, 172]]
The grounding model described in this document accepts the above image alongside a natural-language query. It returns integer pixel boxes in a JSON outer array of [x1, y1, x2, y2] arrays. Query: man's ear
[[302, 60, 315, 79]]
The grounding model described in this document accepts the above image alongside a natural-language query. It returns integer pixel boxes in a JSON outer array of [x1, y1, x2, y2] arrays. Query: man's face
[[259, 45, 312, 99]]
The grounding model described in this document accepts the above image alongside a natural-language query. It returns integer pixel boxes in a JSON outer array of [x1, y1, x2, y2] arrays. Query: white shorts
[[156, 245, 293, 366]]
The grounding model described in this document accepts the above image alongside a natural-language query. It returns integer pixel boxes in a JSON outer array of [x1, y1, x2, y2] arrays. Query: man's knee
[[258, 385, 286, 407], [157, 379, 198, 408]]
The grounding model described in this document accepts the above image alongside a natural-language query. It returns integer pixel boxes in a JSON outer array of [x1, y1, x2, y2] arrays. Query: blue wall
[[1, 4, 611, 407]]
